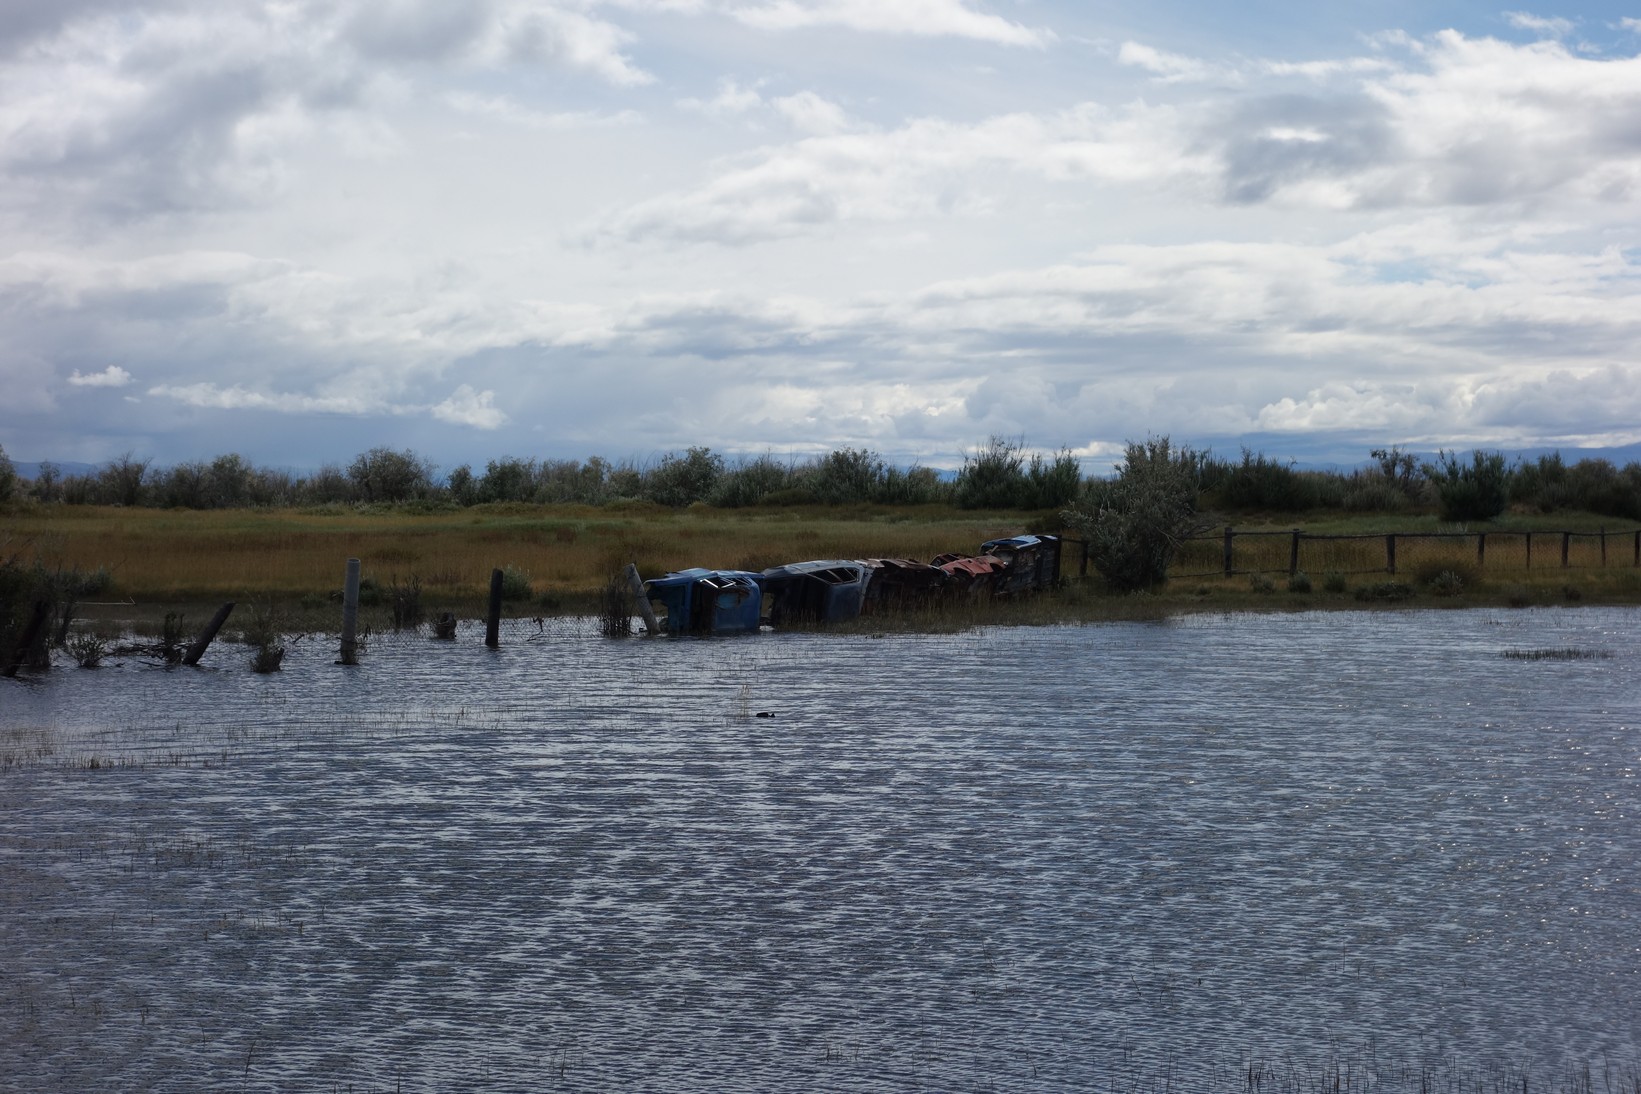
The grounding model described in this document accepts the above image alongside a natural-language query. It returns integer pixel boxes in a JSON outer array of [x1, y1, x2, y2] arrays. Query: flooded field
[[2, 608, 1638, 1092]]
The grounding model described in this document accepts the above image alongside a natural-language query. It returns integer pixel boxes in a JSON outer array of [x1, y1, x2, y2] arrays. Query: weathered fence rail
[[1173, 526, 1641, 579]]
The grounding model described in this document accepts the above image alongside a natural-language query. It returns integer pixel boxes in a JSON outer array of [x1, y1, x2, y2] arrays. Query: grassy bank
[[7, 503, 1641, 631]]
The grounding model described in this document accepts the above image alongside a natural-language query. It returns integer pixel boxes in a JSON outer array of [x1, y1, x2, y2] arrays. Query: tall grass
[[6, 504, 1039, 605]]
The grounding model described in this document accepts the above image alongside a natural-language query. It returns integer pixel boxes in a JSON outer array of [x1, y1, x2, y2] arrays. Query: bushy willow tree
[[1423, 449, 1511, 522], [1062, 437, 1207, 591]]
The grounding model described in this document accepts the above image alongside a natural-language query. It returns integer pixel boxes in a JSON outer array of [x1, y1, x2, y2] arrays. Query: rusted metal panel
[[859, 558, 947, 613]]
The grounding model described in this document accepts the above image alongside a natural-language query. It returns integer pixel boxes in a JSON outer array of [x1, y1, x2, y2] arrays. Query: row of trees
[[1063, 440, 1641, 591], [3, 440, 1641, 520], [0, 439, 1083, 512]]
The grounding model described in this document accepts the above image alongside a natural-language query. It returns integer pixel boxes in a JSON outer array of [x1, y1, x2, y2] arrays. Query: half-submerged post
[[183, 602, 235, 666], [486, 568, 503, 648], [626, 563, 660, 635], [339, 558, 361, 666], [3, 600, 50, 678]]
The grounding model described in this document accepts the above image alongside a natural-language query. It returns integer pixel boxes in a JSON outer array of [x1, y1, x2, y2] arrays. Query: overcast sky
[[4, 1, 1641, 474]]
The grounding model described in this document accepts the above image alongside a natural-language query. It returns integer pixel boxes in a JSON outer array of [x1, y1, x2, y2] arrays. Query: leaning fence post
[[339, 558, 361, 665], [1561, 532, 1571, 569], [625, 563, 660, 635], [1223, 526, 1234, 577], [486, 568, 503, 648], [1289, 530, 1301, 577], [183, 602, 235, 666], [1385, 534, 1397, 575]]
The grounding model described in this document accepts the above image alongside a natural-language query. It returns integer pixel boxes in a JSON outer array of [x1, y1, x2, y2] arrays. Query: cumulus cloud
[[9, 9, 1641, 467], [68, 365, 133, 387], [430, 385, 508, 429], [595, 30, 1641, 248], [593, 103, 1203, 243]]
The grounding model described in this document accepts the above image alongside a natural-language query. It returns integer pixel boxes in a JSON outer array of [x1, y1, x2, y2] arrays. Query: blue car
[[641, 569, 764, 635]]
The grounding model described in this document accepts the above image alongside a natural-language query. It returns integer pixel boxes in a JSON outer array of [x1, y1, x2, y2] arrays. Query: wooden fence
[[1168, 526, 1641, 580]]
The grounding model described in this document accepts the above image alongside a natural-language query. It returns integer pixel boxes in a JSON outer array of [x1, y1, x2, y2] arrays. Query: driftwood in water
[[432, 612, 457, 639], [183, 602, 235, 666]]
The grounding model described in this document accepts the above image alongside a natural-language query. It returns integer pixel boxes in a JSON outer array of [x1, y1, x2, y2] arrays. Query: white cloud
[[772, 91, 852, 135], [726, 0, 1051, 47], [445, 91, 641, 129], [1118, 41, 1232, 83], [594, 103, 1204, 243], [430, 384, 508, 429], [1504, 11, 1575, 37], [67, 365, 133, 387], [678, 78, 767, 118]]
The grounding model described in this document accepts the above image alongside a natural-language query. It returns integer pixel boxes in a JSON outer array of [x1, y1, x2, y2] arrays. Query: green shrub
[[67, 631, 106, 668], [1427, 570, 1465, 597], [644, 447, 723, 507], [1354, 581, 1415, 602], [1288, 571, 1312, 594], [1424, 449, 1511, 521], [1062, 436, 1206, 592], [499, 566, 533, 602], [956, 436, 1027, 509], [1322, 571, 1348, 593], [1249, 573, 1276, 594], [1206, 448, 1317, 511]]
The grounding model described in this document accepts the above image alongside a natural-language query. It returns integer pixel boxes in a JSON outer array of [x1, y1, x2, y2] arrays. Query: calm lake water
[[2, 607, 1637, 1092]]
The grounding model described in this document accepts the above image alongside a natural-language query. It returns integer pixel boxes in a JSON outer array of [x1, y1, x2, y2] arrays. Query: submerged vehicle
[[641, 569, 763, 635], [859, 558, 947, 613], [980, 534, 1063, 595], [931, 552, 1009, 595], [758, 560, 871, 625]]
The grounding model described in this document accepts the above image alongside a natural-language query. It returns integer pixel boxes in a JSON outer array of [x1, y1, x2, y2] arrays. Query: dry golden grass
[[8, 503, 1640, 627], [4, 502, 1045, 605]]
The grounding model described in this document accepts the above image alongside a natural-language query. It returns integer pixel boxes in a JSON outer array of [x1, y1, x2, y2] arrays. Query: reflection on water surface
[[2, 608, 1637, 1091]]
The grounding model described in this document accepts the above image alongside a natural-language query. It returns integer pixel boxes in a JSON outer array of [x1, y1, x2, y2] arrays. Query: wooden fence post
[[3, 600, 50, 678], [1289, 530, 1301, 577], [183, 602, 235, 666], [1600, 526, 1607, 567], [1476, 533, 1486, 567], [1634, 530, 1640, 568], [1223, 526, 1234, 577], [1525, 532, 1532, 569], [339, 558, 361, 666], [1385, 534, 1397, 575], [486, 568, 503, 649], [1561, 532, 1571, 568], [626, 563, 660, 635]]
